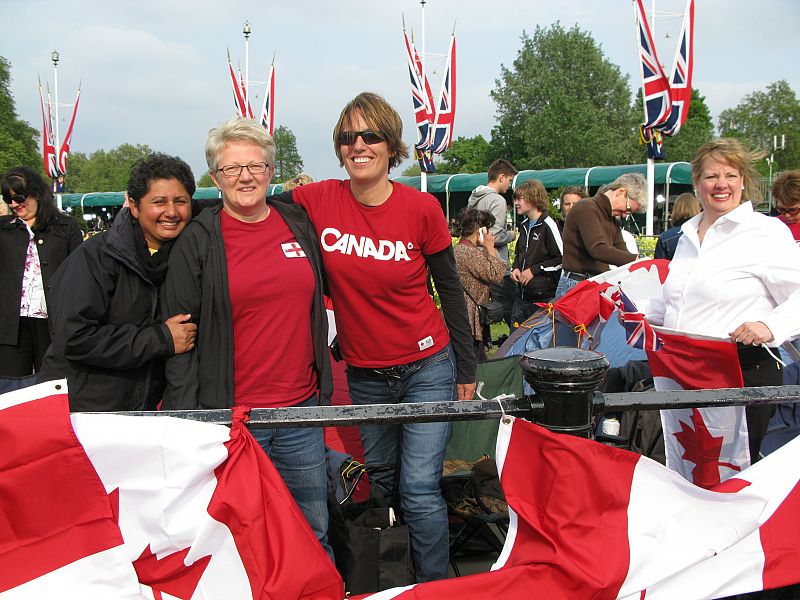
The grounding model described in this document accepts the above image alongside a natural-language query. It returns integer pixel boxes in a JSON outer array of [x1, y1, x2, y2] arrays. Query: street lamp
[[767, 134, 786, 211], [242, 20, 251, 111]]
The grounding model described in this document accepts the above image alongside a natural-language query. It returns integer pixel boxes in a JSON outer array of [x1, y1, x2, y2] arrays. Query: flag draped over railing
[[633, 0, 695, 159]]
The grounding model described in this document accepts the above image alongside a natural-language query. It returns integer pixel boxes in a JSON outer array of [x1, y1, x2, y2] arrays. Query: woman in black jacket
[[0, 167, 82, 379], [38, 154, 197, 411]]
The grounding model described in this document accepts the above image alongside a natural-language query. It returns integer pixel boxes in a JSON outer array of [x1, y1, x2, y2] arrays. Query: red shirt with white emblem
[[221, 208, 317, 407], [293, 180, 452, 367]]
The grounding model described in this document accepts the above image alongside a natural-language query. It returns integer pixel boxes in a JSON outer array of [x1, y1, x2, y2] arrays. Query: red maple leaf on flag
[[673, 408, 741, 489], [133, 545, 211, 600], [107, 488, 211, 600]]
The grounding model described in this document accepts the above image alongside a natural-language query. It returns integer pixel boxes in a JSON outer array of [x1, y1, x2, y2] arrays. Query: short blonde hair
[[205, 118, 276, 172], [283, 173, 313, 191], [332, 92, 409, 171], [670, 192, 700, 224], [691, 138, 766, 202]]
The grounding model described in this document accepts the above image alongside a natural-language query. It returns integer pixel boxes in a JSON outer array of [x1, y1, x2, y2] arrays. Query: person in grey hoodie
[[466, 158, 518, 329]]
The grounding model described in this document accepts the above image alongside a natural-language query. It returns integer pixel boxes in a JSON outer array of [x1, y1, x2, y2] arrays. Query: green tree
[[273, 125, 304, 182], [0, 56, 40, 174], [197, 170, 214, 188], [436, 135, 493, 174], [64, 143, 153, 193], [630, 87, 714, 163], [491, 23, 639, 170], [401, 163, 421, 177], [718, 80, 800, 171]]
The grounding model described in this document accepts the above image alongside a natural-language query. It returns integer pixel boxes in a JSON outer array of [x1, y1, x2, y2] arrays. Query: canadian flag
[[548, 258, 670, 334], [354, 416, 800, 599], [648, 326, 749, 489], [0, 381, 343, 599]]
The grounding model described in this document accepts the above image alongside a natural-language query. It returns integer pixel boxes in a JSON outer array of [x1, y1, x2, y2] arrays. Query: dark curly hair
[[1, 166, 58, 231], [127, 153, 196, 205], [454, 208, 496, 238]]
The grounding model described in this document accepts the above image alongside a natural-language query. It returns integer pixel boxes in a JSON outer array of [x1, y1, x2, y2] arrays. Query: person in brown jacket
[[454, 208, 506, 362], [557, 173, 648, 298]]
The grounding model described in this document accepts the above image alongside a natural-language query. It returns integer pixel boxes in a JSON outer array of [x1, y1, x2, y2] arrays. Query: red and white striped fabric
[[354, 416, 800, 599], [0, 381, 342, 600]]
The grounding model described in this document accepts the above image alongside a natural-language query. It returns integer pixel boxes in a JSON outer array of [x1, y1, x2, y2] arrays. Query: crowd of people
[[3, 90, 800, 587]]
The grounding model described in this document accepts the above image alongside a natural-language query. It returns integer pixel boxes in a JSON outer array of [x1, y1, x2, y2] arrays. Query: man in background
[[467, 159, 518, 330], [557, 186, 588, 233]]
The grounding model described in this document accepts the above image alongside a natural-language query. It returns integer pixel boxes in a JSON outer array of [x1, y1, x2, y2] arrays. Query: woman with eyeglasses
[[37, 154, 197, 411], [0, 166, 82, 381], [772, 170, 800, 243], [290, 92, 475, 583], [160, 118, 334, 560], [647, 138, 800, 460]]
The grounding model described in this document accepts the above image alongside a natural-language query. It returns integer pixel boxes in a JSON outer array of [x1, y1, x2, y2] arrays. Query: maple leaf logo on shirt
[[673, 408, 742, 489]]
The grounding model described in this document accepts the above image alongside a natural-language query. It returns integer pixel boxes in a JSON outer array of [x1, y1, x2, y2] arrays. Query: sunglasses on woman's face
[[776, 205, 800, 216], [337, 129, 385, 146], [5, 194, 26, 205]]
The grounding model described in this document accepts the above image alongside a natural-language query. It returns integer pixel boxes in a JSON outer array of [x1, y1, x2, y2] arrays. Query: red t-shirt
[[777, 215, 800, 243], [221, 208, 317, 407], [293, 180, 452, 367]]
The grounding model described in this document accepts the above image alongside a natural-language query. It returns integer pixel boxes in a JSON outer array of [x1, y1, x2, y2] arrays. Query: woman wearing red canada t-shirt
[[292, 92, 476, 583]]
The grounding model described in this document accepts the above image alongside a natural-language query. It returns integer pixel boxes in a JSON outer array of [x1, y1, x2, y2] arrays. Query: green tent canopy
[[392, 162, 692, 193], [57, 163, 691, 208]]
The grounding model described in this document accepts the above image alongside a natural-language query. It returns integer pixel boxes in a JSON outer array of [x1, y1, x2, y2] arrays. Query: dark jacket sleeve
[[66, 217, 83, 252], [426, 245, 476, 384], [50, 244, 173, 370], [160, 226, 205, 409]]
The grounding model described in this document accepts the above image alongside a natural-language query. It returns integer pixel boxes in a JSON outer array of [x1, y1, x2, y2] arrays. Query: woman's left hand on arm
[[729, 321, 774, 346]]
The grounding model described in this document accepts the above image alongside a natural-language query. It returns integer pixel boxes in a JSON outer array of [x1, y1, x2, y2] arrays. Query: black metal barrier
[[103, 349, 800, 434]]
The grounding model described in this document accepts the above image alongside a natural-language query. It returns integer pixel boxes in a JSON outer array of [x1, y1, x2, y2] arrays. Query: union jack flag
[[260, 63, 275, 136], [660, 0, 695, 136], [227, 51, 248, 119], [634, 0, 672, 131], [58, 88, 80, 176], [38, 79, 61, 180], [403, 30, 435, 172], [238, 68, 255, 119], [430, 34, 456, 155], [615, 287, 663, 351]]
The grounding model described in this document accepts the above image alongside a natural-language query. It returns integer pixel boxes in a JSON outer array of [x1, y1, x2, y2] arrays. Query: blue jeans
[[346, 344, 456, 583], [555, 273, 579, 299], [250, 395, 333, 561]]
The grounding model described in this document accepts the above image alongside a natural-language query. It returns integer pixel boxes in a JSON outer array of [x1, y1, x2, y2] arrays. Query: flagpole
[[419, 0, 428, 193], [243, 20, 251, 117], [644, 1, 656, 236], [51, 50, 62, 209]]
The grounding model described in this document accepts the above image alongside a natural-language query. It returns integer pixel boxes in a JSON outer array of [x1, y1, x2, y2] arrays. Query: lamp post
[[51, 50, 62, 208], [243, 20, 251, 113], [767, 134, 785, 211]]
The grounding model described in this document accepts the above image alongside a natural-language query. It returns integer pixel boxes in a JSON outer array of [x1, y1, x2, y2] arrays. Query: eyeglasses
[[5, 194, 26, 205], [337, 129, 385, 146], [216, 162, 269, 178], [776, 206, 800, 216]]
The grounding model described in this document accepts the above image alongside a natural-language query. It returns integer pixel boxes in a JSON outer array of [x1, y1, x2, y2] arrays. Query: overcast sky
[[5, 0, 799, 187]]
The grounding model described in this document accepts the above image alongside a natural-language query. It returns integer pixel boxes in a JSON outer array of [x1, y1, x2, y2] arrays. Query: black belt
[[566, 271, 591, 282]]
